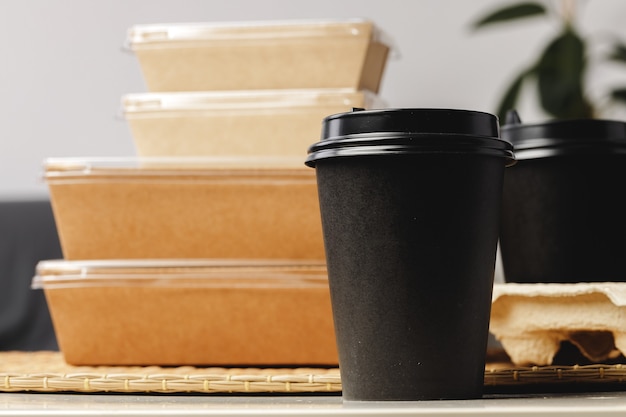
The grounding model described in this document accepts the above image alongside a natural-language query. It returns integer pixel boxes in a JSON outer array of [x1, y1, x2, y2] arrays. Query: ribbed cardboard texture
[[127, 19, 390, 92], [44, 158, 325, 261], [491, 283, 626, 366], [123, 89, 385, 157]]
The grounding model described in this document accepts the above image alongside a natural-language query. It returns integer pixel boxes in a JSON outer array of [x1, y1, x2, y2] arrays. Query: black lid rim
[[308, 108, 513, 167], [306, 131, 515, 167], [322, 108, 500, 139], [319, 130, 505, 143], [305, 143, 516, 167], [323, 107, 498, 121], [511, 137, 626, 150], [308, 131, 513, 152], [502, 118, 626, 147], [514, 144, 626, 160], [305, 147, 516, 167], [501, 117, 626, 129]]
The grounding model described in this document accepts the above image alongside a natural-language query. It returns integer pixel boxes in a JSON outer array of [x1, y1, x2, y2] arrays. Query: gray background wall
[[2, 0, 625, 198]]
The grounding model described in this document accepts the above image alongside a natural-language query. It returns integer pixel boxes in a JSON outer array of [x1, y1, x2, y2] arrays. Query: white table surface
[[2, 392, 626, 417]]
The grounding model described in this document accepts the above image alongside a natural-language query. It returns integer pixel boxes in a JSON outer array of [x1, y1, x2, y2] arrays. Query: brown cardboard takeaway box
[[44, 156, 325, 261], [32, 259, 337, 366], [122, 88, 385, 157], [126, 18, 391, 92]]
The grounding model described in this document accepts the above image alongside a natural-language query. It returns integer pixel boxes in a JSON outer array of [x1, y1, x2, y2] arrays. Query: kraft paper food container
[[122, 88, 386, 157], [125, 18, 391, 92], [32, 259, 338, 366], [43, 157, 325, 261]]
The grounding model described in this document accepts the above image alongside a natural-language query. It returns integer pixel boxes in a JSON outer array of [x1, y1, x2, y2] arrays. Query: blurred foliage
[[471, 0, 626, 121]]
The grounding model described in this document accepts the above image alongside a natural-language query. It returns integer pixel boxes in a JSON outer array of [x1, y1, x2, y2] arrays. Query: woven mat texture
[[2, 351, 626, 394]]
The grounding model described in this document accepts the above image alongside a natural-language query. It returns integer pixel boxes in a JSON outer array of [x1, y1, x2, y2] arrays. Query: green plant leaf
[[535, 26, 594, 118], [609, 43, 626, 63], [495, 70, 531, 121], [611, 88, 626, 103], [471, 2, 547, 29]]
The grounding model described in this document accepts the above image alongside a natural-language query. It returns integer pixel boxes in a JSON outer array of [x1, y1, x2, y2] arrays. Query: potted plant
[[471, 0, 626, 121], [471, 1, 626, 283]]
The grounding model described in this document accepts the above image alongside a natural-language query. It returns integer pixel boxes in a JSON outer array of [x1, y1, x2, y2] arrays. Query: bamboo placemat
[[2, 351, 626, 394]]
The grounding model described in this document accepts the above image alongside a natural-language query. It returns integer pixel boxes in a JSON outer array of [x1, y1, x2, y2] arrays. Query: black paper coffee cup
[[500, 111, 626, 283], [306, 108, 514, 401]]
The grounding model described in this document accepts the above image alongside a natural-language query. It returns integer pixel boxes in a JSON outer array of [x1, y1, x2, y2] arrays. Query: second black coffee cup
[[500, 111, 626, 283]]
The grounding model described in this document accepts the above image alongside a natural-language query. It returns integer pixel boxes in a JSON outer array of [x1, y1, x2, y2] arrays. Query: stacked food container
[[33, 18, 392, 366]]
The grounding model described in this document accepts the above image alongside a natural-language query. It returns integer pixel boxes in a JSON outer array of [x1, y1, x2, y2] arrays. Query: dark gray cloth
[[0, 199, 62, 351]]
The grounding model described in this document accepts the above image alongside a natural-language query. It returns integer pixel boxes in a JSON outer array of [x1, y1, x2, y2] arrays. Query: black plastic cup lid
[[305, 108, 515, 167], [501, 110, 626, 159]]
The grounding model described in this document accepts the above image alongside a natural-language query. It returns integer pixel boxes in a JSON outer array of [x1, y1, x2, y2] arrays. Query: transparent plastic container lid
[[43, 156, 315, 178], [32, 259, 329, 289], [126, 18, 387, 47], [122, 88, 386, 114]]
